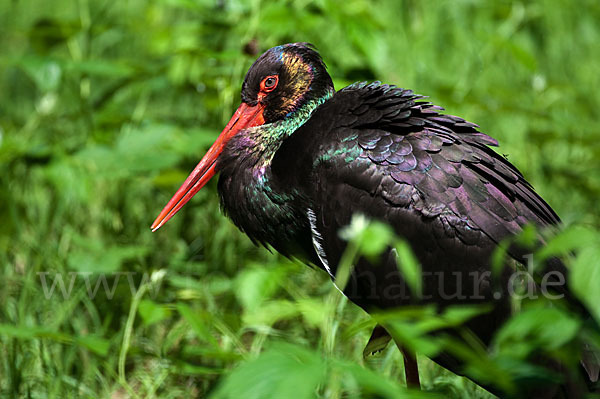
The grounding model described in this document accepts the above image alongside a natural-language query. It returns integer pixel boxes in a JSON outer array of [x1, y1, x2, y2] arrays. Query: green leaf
[[515, 223, 538, 248], [234, 265, 286, 311], [138, 299, 171, 326], [75, 335, 110, 357], [176, 303, 218, 346], [242, 299, 299, 326], [296, 297, 334, 327], [211, 343, 327, 399], [357, 221, 394, 258], [537, 225, 599, 261], [19, 57, 62, 92], [570, 246, 600, 324], [175, 361, 224, 375], [0, 324, 71, 343], [394, 239, 422, 297], [494, 307, 580, 358]]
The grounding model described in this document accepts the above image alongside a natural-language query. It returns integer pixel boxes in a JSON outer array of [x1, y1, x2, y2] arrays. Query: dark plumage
[[152, 43, 597, 398]]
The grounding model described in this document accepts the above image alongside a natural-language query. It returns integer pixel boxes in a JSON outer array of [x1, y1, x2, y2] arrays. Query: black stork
[[151, 43, 597, 398]]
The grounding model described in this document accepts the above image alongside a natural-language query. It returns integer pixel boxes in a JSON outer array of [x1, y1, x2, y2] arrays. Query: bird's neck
[[218, 91, 333, 186], [243, 91, 333, 164], [216, 91, 332, 257]]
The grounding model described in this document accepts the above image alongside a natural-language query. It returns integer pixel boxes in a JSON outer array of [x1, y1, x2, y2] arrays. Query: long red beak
[[151, 102, 265, 232]]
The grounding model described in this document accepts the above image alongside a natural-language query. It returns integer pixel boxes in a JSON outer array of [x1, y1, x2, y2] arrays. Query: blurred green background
[[2, 0, 600, 398]]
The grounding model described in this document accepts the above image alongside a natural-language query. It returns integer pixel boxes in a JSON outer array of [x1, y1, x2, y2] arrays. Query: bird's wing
[[305, 82, 556, 243], [273, 82, 564, 304]]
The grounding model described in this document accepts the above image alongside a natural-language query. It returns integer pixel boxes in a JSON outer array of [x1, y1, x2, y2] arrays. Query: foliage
[[1, 0, 600, 398]]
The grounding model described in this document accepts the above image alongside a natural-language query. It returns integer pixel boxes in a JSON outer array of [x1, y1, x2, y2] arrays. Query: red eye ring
[[260, 75, 278, 92]]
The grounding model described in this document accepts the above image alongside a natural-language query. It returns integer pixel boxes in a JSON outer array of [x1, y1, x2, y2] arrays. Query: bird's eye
[[264, 77, 276, 87], [260, 75, 278, 92]]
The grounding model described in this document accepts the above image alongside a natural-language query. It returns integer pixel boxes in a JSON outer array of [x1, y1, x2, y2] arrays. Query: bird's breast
[[216, 162, 316, 262]]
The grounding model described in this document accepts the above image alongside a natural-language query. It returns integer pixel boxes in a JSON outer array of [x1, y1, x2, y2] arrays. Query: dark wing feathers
[[292, 82, 561, 265]]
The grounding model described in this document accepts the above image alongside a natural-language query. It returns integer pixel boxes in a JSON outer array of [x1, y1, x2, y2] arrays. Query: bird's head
[[151, 43, 334, 231], [241, 42, 334, 123]]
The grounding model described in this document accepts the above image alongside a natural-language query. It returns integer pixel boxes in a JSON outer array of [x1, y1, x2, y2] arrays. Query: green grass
[[1, 0, 600, 398]]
